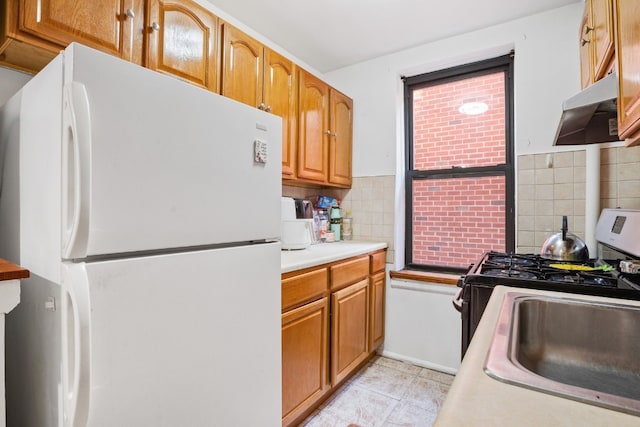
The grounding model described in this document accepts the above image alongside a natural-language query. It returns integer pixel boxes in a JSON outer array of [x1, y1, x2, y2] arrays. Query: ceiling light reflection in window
[[458, 101, 489, 115]]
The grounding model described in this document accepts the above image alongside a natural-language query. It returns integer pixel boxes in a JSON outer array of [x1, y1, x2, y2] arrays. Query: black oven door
[[457, 282, 495, 359]]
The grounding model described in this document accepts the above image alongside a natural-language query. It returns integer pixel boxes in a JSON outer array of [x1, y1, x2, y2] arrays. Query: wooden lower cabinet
[[369, 271, 386, 350], [282, 297, 330, 426], [330, 278, 370, 385], [282, 249, 386, 426]]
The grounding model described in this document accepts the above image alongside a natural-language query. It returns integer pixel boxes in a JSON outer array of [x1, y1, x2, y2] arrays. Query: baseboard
[[379, 349, 458, 376]]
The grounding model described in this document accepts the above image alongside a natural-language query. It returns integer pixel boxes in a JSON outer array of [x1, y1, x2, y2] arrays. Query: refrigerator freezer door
[[61, 242, 281, 427], [56, 43, 281, 259]]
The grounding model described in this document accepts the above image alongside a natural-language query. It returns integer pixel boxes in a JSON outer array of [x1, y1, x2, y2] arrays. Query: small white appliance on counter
[[0, 43, 282, 427], [280, 197, 314, 250]]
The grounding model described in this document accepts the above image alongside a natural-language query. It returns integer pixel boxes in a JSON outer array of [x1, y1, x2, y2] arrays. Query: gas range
[[455, 208, 640, 359], [463, 251, 640, 297]]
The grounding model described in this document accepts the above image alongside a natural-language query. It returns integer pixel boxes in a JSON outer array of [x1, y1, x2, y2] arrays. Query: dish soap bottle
[[330, 204, 342, 241]]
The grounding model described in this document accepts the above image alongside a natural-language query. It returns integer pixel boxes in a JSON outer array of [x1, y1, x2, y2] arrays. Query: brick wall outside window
[[413, 73, 505, 170], [411, 72, 507, 268], [412, 176, 506, 266]]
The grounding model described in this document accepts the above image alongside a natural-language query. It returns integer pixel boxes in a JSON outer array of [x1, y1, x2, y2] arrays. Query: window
[[404, 54, 515, 273]]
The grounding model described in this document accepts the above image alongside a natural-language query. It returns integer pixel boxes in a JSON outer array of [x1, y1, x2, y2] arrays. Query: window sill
[[389, 270, 461, 286]]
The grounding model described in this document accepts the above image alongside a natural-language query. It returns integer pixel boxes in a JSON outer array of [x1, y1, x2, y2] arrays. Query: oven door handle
[[452, 287, 464, 312]]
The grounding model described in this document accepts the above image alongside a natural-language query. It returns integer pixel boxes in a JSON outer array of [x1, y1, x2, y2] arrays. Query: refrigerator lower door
[[61, 243, 281, 427]]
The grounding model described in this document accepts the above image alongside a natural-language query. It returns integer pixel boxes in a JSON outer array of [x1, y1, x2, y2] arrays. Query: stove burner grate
[[483, 268, 539, 280], [546, 272, 617, 287], [472, 251, 622, 289], [485, 252, 538, 268]]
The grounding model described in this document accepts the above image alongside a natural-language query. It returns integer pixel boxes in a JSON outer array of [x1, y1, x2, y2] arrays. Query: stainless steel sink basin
[[484, 292, 640, 415]]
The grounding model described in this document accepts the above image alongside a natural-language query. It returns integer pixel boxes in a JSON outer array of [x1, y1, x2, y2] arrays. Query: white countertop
[[281, 241, 387, 273], [435, 286, 640, 426]]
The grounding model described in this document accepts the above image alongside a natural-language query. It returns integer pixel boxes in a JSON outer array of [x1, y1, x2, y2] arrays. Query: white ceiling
[[204, 0, 581, 73]]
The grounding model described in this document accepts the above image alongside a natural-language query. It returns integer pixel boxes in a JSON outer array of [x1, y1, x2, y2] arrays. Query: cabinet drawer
[[330, 256, 369, 291], [370, 250, 386, 273], [282, 268, 328, 311]]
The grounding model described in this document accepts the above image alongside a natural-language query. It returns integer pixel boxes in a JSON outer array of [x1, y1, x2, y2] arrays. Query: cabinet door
[[220, 24, 263, 108], [328, 89, 353, 187], [282, 297, 329, 426], [590, 0, 614, 80], [369, 271, 385, 351], [579, 9, 593, 89], [297, 70, 330, 183], [146, 0, 218, 92], [331, 278, 369, 385], [264, 49, 297, 179], [614, 0, 640, 144], [20, 0, 142, 61]]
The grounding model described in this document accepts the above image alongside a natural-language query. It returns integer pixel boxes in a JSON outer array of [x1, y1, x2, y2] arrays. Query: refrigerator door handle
[[62, 82, 92, 260], [62, 267, 91, 427]]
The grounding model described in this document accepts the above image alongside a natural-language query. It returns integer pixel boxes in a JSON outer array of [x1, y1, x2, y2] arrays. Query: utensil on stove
[[549, 263, 614, 272], [540, 216, 589, 261]]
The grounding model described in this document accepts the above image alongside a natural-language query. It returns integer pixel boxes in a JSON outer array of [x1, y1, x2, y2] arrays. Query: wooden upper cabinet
[[297, 70, 330, 184], [146, 0, 218, 92], [265, 49, 297, 179], [297, 69, 353, 187], [1, 0, 144, 71], [220, 24, 297, 178], [220, 23, 263, 107], [579, 8, 593, 89], [614, 0, 640, 145], [328, 89, 353, 187], [589, 0, 614, 81], [20, 0, 143, 62]]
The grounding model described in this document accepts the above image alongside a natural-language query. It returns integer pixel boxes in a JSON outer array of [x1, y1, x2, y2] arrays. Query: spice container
[[342, 209, 352, 240]]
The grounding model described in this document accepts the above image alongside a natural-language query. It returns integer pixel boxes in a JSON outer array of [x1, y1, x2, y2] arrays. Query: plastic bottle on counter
[[342, 209, 352, 240], [316, 208, 330, 242], [330, 204, 342, 241]]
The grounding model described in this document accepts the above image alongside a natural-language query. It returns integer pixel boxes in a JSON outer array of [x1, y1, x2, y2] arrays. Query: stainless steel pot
[[540, 216, 589, 261]]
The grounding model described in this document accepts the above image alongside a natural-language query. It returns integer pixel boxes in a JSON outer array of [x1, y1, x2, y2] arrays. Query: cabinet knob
[[258, 103, 266, 110], [325, 130, 332, 135], [265, 105, 272, 113], [125, 8, 135, 19], [151, 22, 160, 31], [584, 25, 594, 34], [332, 132, 337, 137], [581, 38, 590, 46]]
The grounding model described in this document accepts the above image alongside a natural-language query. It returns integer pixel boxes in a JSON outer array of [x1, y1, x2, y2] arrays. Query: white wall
[[326, 3, 584, 177], [0, 67, 31, 106], [325, 3, 584, 372], [382, 277, 461, 372]]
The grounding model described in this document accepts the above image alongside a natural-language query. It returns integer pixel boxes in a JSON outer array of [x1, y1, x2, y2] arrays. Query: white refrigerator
[[0, 43, 282, 427]]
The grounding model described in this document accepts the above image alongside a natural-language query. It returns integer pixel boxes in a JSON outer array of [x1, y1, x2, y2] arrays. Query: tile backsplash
[[283, 145, 639, 265], [282, 176, 395, 263], [517, 145, 640, 254]]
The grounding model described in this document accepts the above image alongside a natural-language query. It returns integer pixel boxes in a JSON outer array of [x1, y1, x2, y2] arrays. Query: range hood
[[553, 72, 620, 145]]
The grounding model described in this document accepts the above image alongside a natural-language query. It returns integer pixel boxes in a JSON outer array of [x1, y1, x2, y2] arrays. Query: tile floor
[[300, 356, 455, 427]]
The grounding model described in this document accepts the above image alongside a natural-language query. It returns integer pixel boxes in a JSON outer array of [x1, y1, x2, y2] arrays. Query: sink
[[484, 292, 640, 416]]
